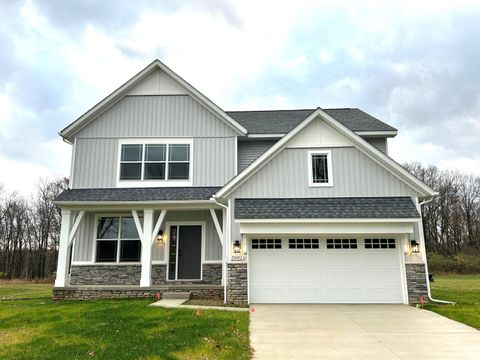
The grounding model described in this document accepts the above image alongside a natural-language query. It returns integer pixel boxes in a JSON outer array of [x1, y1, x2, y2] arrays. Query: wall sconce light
[[410, 240, 420, 254], [156, 230, 165, 244], [233, 240, 241, 254]]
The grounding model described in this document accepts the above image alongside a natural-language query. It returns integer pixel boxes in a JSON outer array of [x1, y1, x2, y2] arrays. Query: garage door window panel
[[327, 239, 357, 249], [289, 239, 319, 249], [252, 239, 282, 249], [365, 238, 396, 249]]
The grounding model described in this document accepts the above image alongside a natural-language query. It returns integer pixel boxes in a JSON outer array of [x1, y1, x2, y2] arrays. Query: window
[[326, 239, 357, 249], [251, 239, 282, 249], [289, 239, 319, 249], [95, 216, 141, 262], [308, 151, 332, 186], [119, 141, 191, 182], [365, 238, 396, 249]]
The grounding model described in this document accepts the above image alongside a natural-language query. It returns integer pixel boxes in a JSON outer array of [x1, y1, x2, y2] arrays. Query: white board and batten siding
[[72, 210, 223, 263], [71, 95, 238, 188], [237, 140, 277, 173]]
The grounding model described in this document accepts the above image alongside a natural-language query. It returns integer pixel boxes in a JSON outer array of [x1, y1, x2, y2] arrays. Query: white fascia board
[[54, 200, 223, 212], [239, 222, 415, 235], [60, 60, 247, 141], [235, 218, 420, 223], [316, 109, 437, 197], [214, 108, 322, 198], [355, 130, 398, 137]]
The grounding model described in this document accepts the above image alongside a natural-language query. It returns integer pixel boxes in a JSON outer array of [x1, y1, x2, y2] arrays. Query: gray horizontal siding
[[75, 95, 239, 138], [363, 137, 387, 153], [231, 147, 419, 198], [72, 210, 222, 263], [72, 137, 236, 188], [237, 140, 276, 172]]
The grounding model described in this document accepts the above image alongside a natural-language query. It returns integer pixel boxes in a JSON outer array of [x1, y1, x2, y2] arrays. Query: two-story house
[[53, 60, 436, 305]]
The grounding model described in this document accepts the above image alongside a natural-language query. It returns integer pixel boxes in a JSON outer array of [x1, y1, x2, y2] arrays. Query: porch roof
[[55, 187, 221, 203], [235, 197, 421, 220]]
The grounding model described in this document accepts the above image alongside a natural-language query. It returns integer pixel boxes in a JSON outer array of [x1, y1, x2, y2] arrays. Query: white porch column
[[55, 209, 72, 287], [140, 209, 154, 287]]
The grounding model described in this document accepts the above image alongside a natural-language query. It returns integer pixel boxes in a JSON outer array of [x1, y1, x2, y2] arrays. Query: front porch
[[53, 187, 231, 301]]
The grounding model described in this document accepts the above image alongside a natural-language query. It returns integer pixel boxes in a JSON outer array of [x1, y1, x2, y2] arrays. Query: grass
[[0, 281, 53, 300], [0, 283, 250, 360], [423, 274, 480, 329]]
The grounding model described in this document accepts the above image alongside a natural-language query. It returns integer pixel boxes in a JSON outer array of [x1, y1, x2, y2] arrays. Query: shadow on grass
[[0, 298, 249, 360]]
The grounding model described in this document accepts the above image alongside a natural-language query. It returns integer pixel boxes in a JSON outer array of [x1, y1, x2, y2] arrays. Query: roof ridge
[[226, 108, 358, 113]]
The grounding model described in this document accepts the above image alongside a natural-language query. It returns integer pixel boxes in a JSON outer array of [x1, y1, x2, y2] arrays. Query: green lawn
[[0, 282, 53, 300], [423, 274, 480, 329], [0, 283, 250, 360]]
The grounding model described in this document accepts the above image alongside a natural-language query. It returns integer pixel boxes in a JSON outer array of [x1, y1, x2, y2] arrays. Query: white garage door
[[249, 237, 405, 303]]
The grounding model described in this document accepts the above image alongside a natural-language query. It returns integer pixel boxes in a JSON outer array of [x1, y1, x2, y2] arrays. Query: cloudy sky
[[1, 0, 480, 194]]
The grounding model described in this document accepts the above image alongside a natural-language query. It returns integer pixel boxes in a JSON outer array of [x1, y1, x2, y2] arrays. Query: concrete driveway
[[250, 304, 480, 360]]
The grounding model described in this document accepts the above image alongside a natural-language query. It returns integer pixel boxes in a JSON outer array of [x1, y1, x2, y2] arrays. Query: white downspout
[[211, 196, 229, 304], [418, 197, 456, 305]]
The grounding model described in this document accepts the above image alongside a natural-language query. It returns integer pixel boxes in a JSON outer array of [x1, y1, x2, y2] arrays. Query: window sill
[[116, 180, 193, 188], [308, 183, 333, 187]]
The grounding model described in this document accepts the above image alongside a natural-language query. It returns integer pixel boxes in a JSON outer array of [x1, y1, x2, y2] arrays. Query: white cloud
[[1, 0, 480, 195]]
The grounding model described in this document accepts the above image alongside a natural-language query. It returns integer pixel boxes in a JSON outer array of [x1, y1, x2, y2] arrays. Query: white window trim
[[92, 214, 142, 264], [116, 138, 193, 187], [308, 150, 333, 187]]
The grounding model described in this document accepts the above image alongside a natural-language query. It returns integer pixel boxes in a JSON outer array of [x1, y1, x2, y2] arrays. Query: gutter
[[419, 197, 456, 305]]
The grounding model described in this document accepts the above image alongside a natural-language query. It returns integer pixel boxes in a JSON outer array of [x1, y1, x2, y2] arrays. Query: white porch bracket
[[209, 208, 224, 246], [131, 210, 144, 238], [151, 210, 167, 245], [68, 210, 85, 246]]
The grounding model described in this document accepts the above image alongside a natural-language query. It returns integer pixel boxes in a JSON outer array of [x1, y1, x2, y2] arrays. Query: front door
[[168, 225, 202, 280]]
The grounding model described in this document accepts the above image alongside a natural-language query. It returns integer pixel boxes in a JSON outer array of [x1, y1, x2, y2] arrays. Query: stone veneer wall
[[70, 265, 141, 285], [202, 264, 222, 284], [151, 264, 222, 285], [405, 263, 429, 304], [226, 263, 247, 304], [70, 263, 222, 286], [53, 286, 223, 301]]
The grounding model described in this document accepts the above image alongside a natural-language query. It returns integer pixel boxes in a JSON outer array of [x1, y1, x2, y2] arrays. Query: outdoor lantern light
[[156, 230, 165, 244], [410, 240, 420, 254], [233, 240, 241, 254]]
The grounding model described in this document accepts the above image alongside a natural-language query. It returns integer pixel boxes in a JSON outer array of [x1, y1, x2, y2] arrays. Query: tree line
[[0, 178, 68, 279], [1, 163, 480, 279]]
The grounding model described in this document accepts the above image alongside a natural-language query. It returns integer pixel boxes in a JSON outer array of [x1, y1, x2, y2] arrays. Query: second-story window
[[120, 143, 190, 181], [308, 150, 333, 187]]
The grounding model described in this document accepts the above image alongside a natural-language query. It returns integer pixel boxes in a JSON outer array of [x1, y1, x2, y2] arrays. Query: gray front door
[[177, 225, 202, 279]]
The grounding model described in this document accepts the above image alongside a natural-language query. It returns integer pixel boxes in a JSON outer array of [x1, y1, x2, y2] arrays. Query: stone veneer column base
[[226, 262, 248, 305], [405, 263, 429, 304]]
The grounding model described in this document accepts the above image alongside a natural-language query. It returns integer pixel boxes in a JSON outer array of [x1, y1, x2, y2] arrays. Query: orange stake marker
[[196, 308, 201, 316]]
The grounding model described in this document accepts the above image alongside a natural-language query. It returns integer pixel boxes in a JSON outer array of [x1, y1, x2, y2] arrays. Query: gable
[[286, 118, 353, 148], [60, 60, 247, 142], [216, 109, 436, 199], [126, 68, 187, 96], [231, 145, 421, 198], [75, 95, 241, 138]]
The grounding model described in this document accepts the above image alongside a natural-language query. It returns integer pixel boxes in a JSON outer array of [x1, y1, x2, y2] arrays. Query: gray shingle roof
[[235, 197, 420, 219], [226, 108, 397, 134], [55, 187, 221, 202]]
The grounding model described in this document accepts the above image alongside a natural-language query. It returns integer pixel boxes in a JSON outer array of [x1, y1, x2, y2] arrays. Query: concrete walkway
[[250, 304, 480, 360]]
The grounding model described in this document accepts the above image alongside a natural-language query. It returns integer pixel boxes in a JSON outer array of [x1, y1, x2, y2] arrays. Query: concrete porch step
[[161, 292, 191, 300]]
